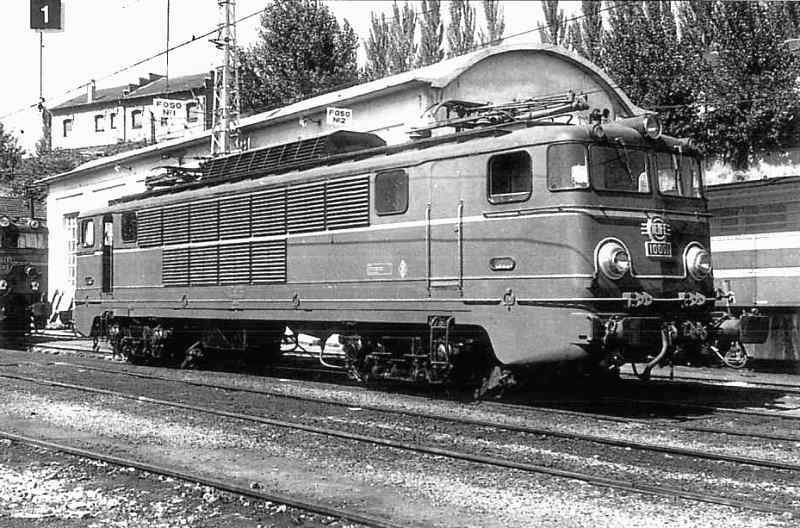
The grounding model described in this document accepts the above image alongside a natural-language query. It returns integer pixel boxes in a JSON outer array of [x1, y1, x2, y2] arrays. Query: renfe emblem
[[640, 216, 673, 258]]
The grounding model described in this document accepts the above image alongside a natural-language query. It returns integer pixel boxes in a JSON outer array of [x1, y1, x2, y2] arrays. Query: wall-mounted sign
[[326, 107, 352, 127], [30, 0, 62, 30]]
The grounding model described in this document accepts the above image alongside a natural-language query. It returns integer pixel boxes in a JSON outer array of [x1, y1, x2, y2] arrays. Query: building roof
[[42, 43, 647, 186], [51, 72, 211, 112]]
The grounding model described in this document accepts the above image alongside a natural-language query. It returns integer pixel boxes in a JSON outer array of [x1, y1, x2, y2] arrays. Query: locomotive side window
[[121, 212, 138, 243], [547, 144, 589, 190], [80, 219, 95, 247], [488, 151, 532, 203], [655, 152, 679, 195], [1, 228, 18, 249], [375, 169, 409, 215], [679, 156, 703, 198], [590, 145, 649, 193]]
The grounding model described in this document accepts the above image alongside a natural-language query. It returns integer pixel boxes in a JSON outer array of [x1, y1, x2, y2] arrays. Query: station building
[[40, 43, 644, 317], [50, 72, 213, 152]]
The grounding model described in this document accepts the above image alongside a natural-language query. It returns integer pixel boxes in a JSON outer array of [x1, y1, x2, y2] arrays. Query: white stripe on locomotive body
[[112, 207, 703, 254], [711, 231, 800, 252]]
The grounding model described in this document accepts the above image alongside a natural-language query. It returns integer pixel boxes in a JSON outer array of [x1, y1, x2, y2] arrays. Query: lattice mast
[[211, 0, 241, 156]]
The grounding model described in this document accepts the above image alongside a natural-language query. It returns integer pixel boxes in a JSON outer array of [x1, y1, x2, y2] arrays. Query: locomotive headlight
[[685, 244, 712, 280], [596, 240, 631, 280], [643, 114, 662, 139], [30, 280, 40, 292], [0, 280, 7, 291]]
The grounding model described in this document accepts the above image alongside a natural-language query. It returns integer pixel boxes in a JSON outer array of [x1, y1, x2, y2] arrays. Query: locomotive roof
[[82, 122, 694, 217]]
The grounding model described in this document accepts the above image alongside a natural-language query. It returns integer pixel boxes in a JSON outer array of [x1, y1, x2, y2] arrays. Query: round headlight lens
[[597, 240, 631, 280], [686, 244, 712, 280], [643, 114, 662, 139], [0, 279, 7, 291]]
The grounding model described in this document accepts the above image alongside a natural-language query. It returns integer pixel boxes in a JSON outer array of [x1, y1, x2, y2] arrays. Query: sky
[[0, 0, 576, 152]]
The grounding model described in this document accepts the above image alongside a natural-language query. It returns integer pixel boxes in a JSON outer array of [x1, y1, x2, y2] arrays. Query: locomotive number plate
[[645, 241, 672, 258]]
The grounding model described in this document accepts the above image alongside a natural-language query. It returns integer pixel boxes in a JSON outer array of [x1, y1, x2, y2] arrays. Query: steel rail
[[9, 360, 800, 463], [0, 430, 405, 528], [596, 395, 800, 421], [627, 373, 800, 396], [1, 370, 798, 516]]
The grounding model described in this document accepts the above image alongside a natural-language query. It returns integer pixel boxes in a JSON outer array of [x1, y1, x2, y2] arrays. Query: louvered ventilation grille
[[190, 201, 219, 242], [251, 240, 287, 284], [204, 136, 329, 180], [219, 195, 251, 240], [162, 205, 189, 244], [162, 248, 189, 286], [287, 183, 325, 233], [138, 209, 162, 247], [252, 188, 287, 237], [189, 246, 218, 285], [219, 243, 250, 284], [325, 177, 369, 230]]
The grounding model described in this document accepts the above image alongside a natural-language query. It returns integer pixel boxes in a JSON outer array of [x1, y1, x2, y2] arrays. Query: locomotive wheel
[[180, 341, 205, 369]]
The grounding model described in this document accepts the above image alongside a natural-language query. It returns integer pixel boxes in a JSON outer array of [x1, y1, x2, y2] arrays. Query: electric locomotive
[[0, 201, 48, 343], [73, 93, 765, 391]]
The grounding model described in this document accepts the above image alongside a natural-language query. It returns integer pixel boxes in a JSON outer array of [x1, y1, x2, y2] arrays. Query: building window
[[63, 119, 73, 137], [186, 102, 199, 123], [94, 114, 105, 132], [487, 151, 532, 204], [64, 214, 78, 290], [375, 170, 408, 215], [110, 113, 117, 129], [160, 117, 169, 127], [131, 110, 143, 129], [121, 212, 137, 243]]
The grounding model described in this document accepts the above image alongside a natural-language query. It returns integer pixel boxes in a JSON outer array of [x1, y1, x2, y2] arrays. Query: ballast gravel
[[0, 375, 796, 528]]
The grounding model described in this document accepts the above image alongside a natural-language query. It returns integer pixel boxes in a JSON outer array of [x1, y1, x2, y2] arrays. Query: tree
[[238, 0, 359, 115], [478, 0, 505, 45], [566, 0, 603, 64], [0, 122, 24, 183], [690, 1, 800, 169], [365, 10, 391, 80], [538, 0, 567, 46], [446, 0, 476, 57], [388, 1, 417, 74], [417, 0, 444, 66]]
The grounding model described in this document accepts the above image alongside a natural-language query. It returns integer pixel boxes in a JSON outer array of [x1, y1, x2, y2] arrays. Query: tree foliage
[[388, 1, 417, 74], [238, 0, 359, 115], [538, 0, 567, 46], [417, 0, 444, 67], [365, 11, 391, 80], [447, 0, 476, 57], [566, 0, 603, 64], [690, 1, 800, 169], [478, 0, 505, 45], [0, 122, 24, 180]]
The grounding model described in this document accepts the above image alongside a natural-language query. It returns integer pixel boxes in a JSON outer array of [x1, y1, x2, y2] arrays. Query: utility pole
[[211, 0, 241, 156]]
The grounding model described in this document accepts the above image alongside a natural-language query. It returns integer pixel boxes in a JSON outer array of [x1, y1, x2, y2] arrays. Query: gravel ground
[[0, 439, 358, 527], [0, 352, 797, 527]]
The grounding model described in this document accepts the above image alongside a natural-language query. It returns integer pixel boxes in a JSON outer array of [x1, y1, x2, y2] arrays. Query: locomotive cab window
[[655, 152, 679, 195], [121, 212, 138, 243], [679, 155, 703, 198], [590, 145, 649, 193], [80, 219, 95, 248], [375, 169, 409, 215], [548, 144, 589, 190], [488, 151, 532, 203]]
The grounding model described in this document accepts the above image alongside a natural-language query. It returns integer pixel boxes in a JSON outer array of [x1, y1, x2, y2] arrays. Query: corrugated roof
[[51, 72, 211, 111], [42, 43, 645, 186]]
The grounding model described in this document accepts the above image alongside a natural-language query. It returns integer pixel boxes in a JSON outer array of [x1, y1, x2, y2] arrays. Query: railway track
[[26, 358, 800, 445], [1, 365, 799, 516], [636, 372, 800, 396], [0, 430, 403, 528]]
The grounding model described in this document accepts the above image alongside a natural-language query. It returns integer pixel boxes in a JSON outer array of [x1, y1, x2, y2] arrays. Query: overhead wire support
[[211, 0, 241, 156]]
